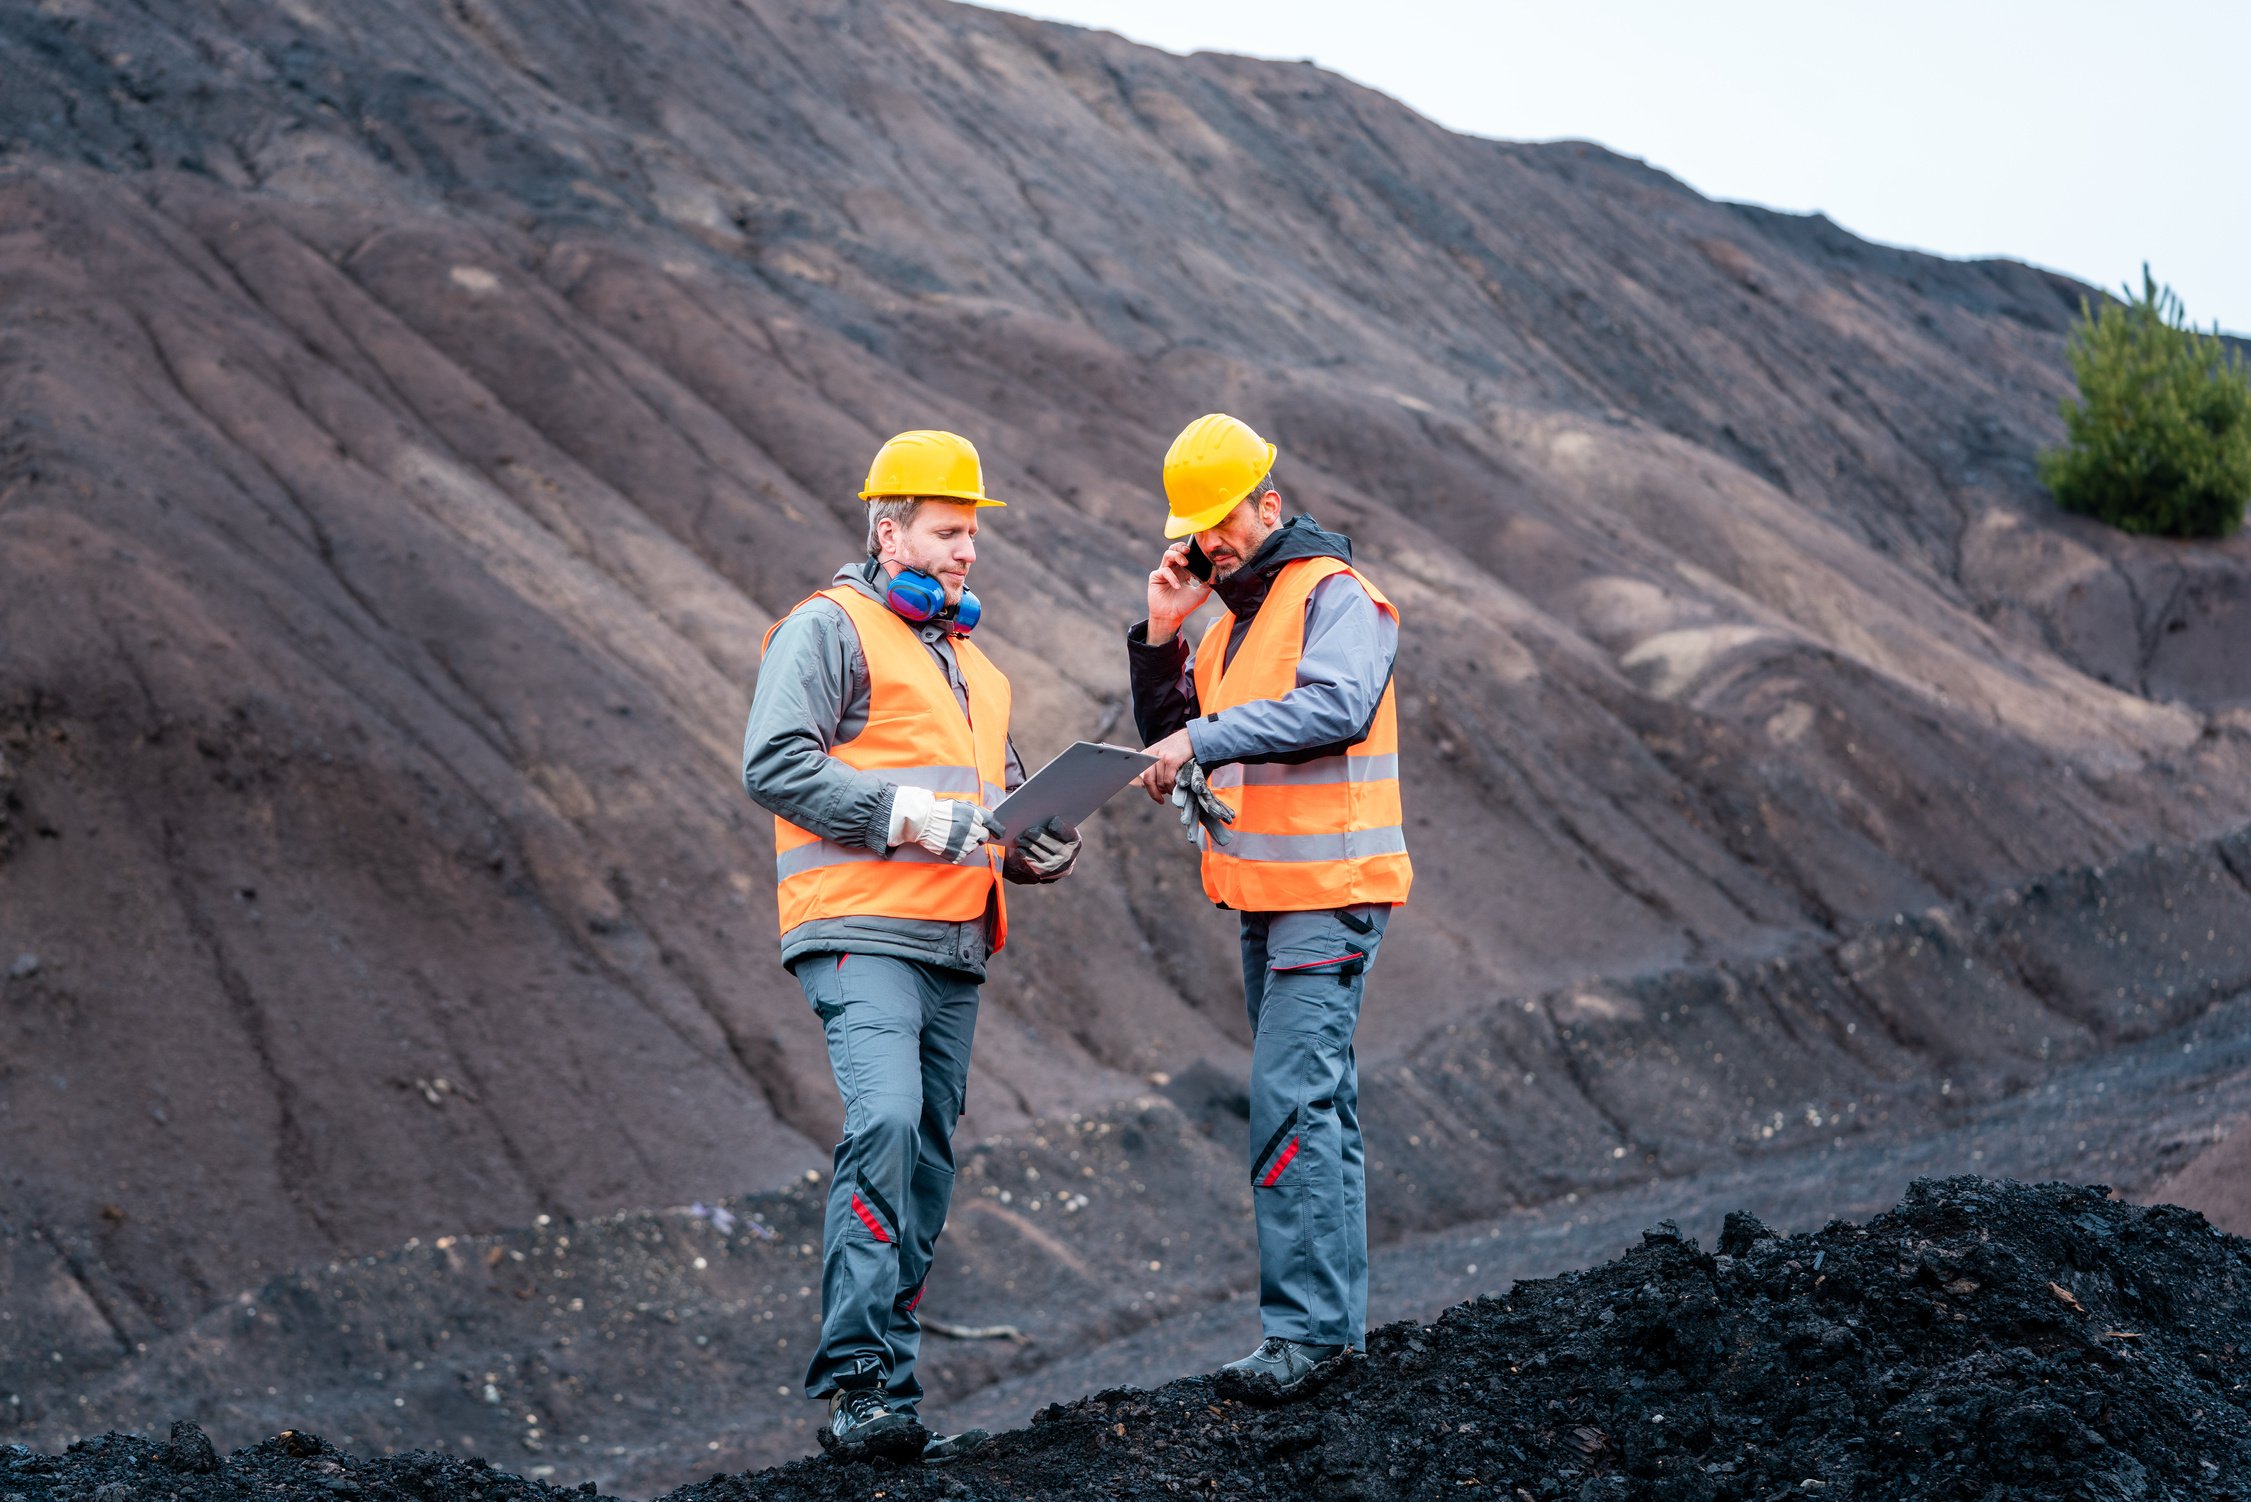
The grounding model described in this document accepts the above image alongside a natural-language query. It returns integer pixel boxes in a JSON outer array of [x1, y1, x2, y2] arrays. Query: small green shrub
[[2039, 267, 2251, 539]]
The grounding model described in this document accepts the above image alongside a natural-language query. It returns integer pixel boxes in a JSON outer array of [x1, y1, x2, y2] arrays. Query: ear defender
[[883, 567, 946, 622], [884, 568, 980, 635]]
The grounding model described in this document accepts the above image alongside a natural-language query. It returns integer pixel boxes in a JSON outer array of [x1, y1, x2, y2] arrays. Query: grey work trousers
[[1240, 903, 1391, 1349], [793, 951, 979, 1414]]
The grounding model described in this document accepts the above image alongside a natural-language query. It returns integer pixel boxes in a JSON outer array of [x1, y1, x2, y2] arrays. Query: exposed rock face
[[6, 0, 2251, 1471]]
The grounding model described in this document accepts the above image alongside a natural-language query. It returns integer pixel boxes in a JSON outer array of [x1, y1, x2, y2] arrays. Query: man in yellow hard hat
[[1125, 412, 1412, 1398], [742, 429, 1082, 1462]]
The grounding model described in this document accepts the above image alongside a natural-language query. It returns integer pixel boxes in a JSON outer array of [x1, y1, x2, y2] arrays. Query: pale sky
[[976, 1, 2251, 335]]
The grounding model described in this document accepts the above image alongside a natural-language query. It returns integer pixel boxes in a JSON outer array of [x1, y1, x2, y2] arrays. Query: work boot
[[1214, 1337, 1347, 1403], [922, 1428, 990, 1465], [816, 1388, 927, 1461]]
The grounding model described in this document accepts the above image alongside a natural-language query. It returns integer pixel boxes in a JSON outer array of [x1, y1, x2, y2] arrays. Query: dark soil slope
[[12, 0, 2251, 1474], [679, 1178, 2251, 1501], [12, 1179, 2249, 1500]]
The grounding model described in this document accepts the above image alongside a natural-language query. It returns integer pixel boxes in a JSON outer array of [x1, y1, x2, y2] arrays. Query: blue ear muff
[[884, 568, 980, 634], [884, 567, 947, 622]]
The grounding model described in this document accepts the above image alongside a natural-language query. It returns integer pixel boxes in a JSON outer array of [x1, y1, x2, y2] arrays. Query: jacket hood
[[832, 558, 887, 602], [1211, 514, 1354, 620]]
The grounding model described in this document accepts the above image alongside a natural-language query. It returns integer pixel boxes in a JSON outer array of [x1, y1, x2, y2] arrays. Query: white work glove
[[887, 785, 1006, 863], [1016, 817, 1081, 879], [1170, 762, 1236, 847]]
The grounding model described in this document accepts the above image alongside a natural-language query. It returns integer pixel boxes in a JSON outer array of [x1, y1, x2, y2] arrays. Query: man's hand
[[890, 787, 1007, 863], [1015, 817, 1081, 879], [1145, 541, 1212, 647], [1135, 727, 1197, 800], [920, 798, 1005, 862]]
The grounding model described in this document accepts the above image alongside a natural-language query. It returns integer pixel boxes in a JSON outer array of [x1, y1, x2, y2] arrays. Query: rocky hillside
[[8, 0, 2251, 1476]]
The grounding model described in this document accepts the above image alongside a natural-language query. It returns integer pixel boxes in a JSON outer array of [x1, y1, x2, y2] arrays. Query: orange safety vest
[[1191, 557, 1413, 912], [761, 586, 1011, 948]]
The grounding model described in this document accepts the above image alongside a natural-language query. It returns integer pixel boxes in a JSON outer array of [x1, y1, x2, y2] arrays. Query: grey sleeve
[[740, 602, 897, 852], [1003, 735, 1026, 795], [1185, 574, 1396, 765]]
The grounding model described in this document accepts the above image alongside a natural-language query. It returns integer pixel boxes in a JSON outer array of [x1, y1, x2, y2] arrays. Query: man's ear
[[1261, 489, 1284, 527]]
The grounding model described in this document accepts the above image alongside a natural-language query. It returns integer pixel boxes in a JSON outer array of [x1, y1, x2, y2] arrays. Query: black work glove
[[1016, 817, 1081, 878]]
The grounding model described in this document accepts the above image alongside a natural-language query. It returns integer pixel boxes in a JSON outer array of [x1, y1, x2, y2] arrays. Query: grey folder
[[992, 740, 1157, 843]]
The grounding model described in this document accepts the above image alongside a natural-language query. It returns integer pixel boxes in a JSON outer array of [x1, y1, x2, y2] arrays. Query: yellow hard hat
[[1161, 413, 1276, 538], [859, 429, 1006, 507]]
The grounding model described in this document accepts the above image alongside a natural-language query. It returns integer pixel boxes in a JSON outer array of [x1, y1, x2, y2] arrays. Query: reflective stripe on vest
[[1207, 753, 1400, 789], [760, 586, 1011, 947], [1191, 557, 1412, 912]]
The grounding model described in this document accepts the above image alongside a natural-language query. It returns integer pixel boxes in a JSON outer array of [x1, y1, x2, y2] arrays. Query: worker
[[1125, 412, 1412, 1396], [742, 429, 1081, 1462]]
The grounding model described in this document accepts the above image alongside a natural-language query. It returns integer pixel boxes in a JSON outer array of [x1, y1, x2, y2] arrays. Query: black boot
[[1215, 1337, 1348, 1403], [817, 1388, 928, 1461], [922, 1427, 990, 1465]]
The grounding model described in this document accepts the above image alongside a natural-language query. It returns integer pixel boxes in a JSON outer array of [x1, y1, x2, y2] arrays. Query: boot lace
[[835, 1389, 890, 1429]]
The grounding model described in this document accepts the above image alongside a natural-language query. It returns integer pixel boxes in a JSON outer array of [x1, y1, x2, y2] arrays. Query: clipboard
[[992, 741, 1156, 843]]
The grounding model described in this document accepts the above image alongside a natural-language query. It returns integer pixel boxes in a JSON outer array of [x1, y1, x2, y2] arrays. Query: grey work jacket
[[1125, 517, 1398, 763], [742, 560, 1048, 978]]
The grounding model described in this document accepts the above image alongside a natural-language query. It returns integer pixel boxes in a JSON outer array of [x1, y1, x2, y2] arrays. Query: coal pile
[[16, 1179, 2249, 1501], [677, 1177, 2251, 1500], [0, 1423, 622, 1502]]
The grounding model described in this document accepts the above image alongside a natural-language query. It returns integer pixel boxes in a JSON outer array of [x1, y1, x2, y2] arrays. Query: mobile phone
[[1185, 539, 1213, 582]]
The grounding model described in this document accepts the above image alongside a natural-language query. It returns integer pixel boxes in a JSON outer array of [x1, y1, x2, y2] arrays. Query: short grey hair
[[1225, 467, 1278, 523], [866, 498, 925, 557]]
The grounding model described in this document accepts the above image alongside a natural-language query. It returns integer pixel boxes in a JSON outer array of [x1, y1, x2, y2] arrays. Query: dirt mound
[[0, 1424, 619, 1502], [16, 1179, 2249, 1500], [679, 1177, 2251, 1500]]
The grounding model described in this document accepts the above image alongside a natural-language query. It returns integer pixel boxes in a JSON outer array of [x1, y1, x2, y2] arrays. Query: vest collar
[[843, 557, 965, 642], [1211, 515, 1355, 620]]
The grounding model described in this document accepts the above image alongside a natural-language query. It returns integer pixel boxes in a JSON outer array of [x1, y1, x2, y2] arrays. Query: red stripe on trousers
[[1260, 1136, 1301, 1187], [904, 1284, 924, 1313], [1271, 951, 1364, 973], [850, 1192, 891, 1242]]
